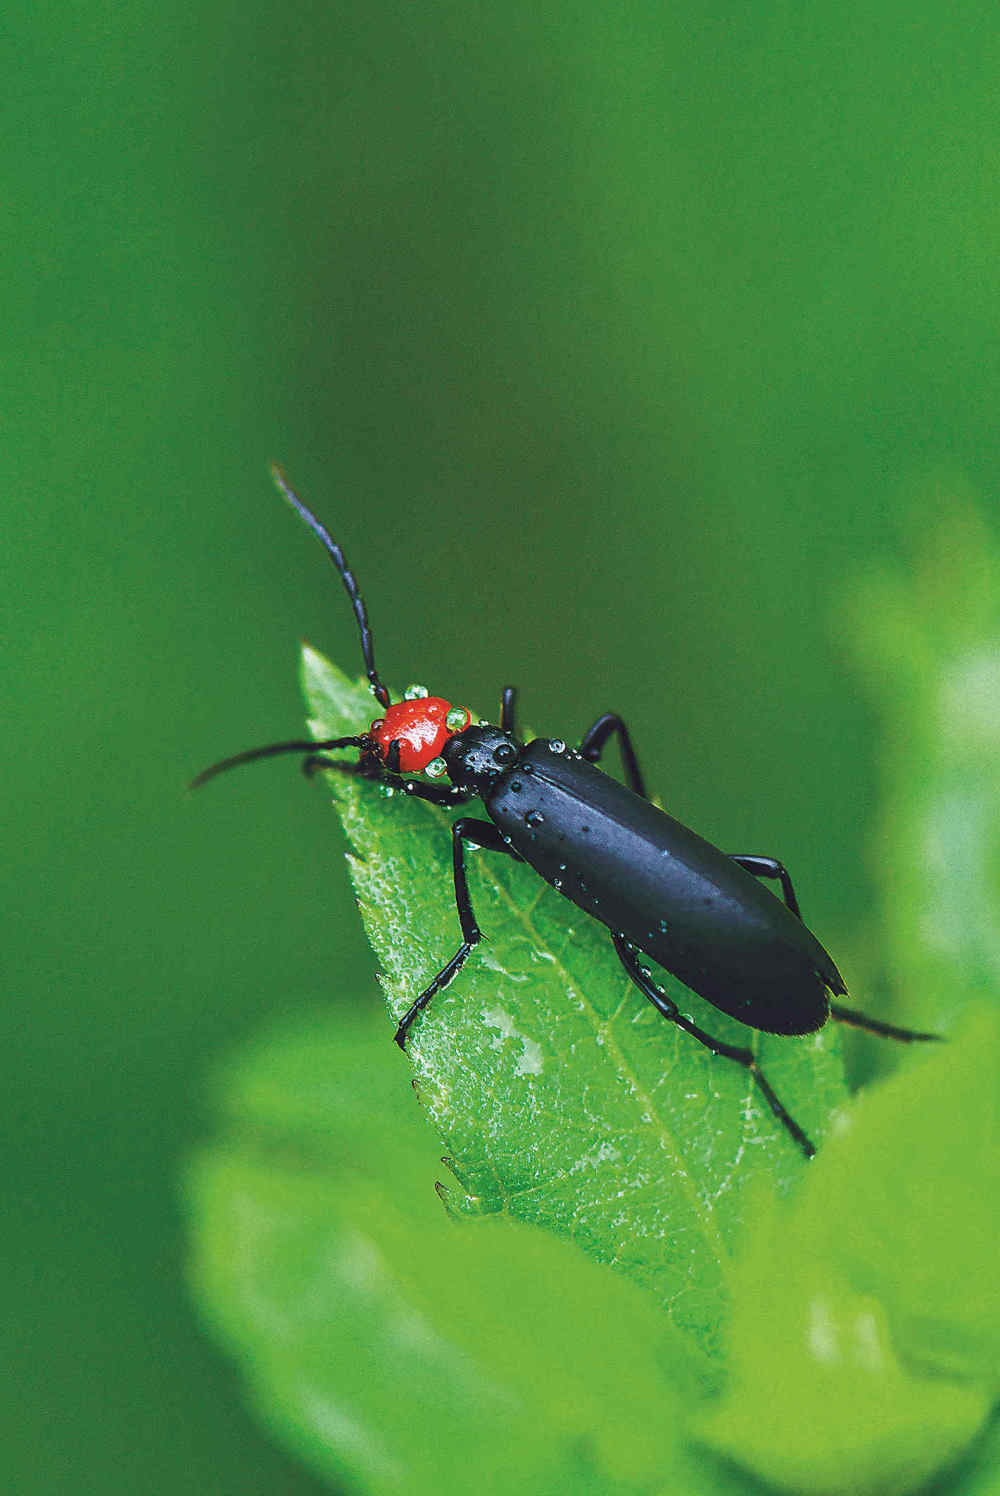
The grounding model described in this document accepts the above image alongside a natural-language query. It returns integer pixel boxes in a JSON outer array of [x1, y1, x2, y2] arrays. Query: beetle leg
[[579, 713, 647, 799], [829, 1003, 941, 1043], [189, 735, 369, 790], [611, 932, 816, 1159], [304, 755, 473, 805], [398, 779, 475, 806], [500, 685, 519, 734], [302, 753, 362, 779], [728, 854, 802, 918], [394, 818, 522, 1047]]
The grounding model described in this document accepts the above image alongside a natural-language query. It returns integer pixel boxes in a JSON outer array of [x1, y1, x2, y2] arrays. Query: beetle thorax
[[443, 724, 520, 791]]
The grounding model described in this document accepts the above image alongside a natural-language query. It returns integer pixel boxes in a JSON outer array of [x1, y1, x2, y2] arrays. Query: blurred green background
[[5, 3, 999, 1490]]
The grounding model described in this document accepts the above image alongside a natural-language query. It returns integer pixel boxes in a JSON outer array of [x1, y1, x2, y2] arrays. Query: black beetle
[[193, 466, 939, 1158]]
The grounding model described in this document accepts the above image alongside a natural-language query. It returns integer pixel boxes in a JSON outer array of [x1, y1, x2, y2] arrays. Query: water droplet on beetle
[[548, 738, 566, 753], [404, 684, 429, 700], [525, 810, 545, 827]]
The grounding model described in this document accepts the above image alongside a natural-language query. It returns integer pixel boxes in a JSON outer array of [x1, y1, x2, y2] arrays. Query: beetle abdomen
[[486, 740, 843, 1035]]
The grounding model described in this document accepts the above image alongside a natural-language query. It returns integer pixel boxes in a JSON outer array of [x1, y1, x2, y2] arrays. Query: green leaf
[[694, 1010, 999, 1495], [300, 646, 848, 1357], [186, 1005, 735, 1496]]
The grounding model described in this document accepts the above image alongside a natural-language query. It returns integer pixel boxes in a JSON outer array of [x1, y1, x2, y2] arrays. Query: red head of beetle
[[368, 691, 471, 774]]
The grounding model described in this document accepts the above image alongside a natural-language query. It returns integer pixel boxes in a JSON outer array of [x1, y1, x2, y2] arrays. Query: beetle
[[193, 465, 940, 1158]]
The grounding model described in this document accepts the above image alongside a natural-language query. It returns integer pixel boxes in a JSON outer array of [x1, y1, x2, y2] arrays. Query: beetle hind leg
[[728, 854, 803, 918], [729, 854, 848, 1000], [829, 1003, 941, 1043], [611, 933, 816, 1159]]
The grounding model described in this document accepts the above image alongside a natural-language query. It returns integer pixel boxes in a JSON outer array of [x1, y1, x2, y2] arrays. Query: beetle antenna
[[189, 735, 366, 790], [270, 463, 391, 710]]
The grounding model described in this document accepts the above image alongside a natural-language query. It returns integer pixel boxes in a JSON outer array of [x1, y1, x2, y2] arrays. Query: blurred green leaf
[[800, 1008, 1000, 1387], [300, 646, 847, 1357], [947, 1412, 1000, 1496], [845, 492, 1000, 1021], [695, 1011, 998, 1495], [186, 1006, 734, 1496]]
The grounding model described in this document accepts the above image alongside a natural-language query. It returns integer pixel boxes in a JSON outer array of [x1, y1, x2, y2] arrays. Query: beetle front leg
[[303, 752, 381, 780], [399, 779, 474, 807], [611, 932, 816, 1159], [394, 818, 521, 1047], [304, 755, 473, 805], [728, 854, 803, 918], [579, 713, 647, 799]]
